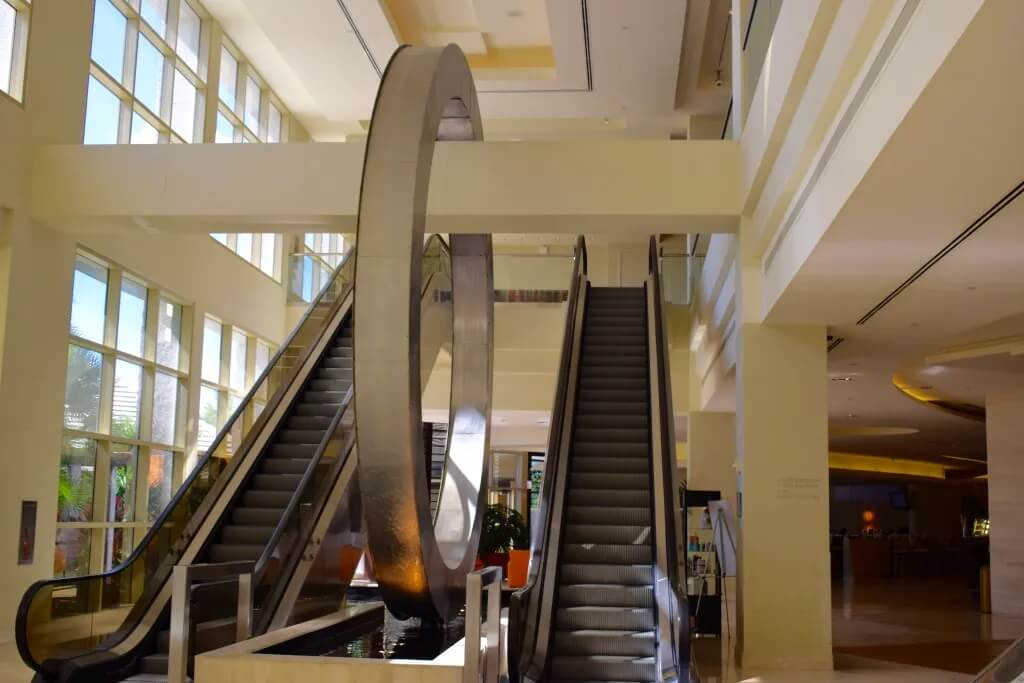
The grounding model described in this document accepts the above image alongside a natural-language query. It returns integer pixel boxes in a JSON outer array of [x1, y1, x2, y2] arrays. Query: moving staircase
[[511, 237, 686, 683], [17, 237, 453, 682], [550, 287, 656, 682], [131, 321, 355, 680]]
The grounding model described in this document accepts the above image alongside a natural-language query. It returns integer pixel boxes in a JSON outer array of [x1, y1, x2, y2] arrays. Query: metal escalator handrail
[[16, 248, 357, 675], [646, 235, 687, 677], [252, 234, 450, 634], [511, 235, 587, 682]]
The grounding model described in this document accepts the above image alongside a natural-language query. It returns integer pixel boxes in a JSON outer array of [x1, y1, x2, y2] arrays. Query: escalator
[[17, 237, 453, 682], [511, 236, 687, 683]]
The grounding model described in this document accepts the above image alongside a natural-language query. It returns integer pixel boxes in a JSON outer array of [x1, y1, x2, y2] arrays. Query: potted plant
[[478, 504, 529, 577]]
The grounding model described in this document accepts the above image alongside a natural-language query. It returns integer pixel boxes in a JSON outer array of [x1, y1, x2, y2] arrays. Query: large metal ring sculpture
[[353, 45, 494, 622]]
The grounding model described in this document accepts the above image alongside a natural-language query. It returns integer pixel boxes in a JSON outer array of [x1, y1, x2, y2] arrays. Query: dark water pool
[[259, 603, 465, 661]]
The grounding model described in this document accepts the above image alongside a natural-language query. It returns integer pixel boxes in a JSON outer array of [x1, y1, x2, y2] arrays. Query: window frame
[[85, 0, 210, 144], [0, 0, 31, 103], [57, 250, 191, 576]]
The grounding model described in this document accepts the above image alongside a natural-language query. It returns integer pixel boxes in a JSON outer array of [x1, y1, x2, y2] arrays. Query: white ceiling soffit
[[202, 0, 688, 140]]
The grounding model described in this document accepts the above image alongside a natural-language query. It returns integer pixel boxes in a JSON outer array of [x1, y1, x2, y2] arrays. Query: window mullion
[[90, 440, 113, 572]]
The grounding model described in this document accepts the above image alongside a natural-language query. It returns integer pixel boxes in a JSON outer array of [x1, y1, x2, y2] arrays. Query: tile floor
[[692, 577, 1024, 683]]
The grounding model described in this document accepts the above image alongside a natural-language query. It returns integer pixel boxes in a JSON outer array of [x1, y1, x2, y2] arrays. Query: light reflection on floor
[[691, 577, 1024, 683]]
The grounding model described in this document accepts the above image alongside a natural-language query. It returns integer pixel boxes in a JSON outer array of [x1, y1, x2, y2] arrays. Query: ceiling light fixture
[[831, 376, 855, 382]]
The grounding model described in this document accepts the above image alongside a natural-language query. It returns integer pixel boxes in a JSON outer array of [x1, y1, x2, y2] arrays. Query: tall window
[[210, 232, 280, 281], [215, 39, 287, 143], [199, 315, 274, 452], [0, 0, 29, 101], [85, 0, 208, 144], [58, 254, 189, 577]]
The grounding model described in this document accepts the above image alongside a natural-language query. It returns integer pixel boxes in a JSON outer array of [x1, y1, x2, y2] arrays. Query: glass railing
[[17, 250, 357, 677], [973, 635, 1024, 682], [289, 252, 347, 304]]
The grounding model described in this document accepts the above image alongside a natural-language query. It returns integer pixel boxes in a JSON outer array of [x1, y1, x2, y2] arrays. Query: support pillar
[[687, 411, 737, 513], [735, 322, 832, 670], [986, 389, 1024, 617]]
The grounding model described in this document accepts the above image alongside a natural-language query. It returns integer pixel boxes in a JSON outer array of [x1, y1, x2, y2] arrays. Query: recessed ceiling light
[[847, 413, 859, 419], [831, 376, 855, 382]]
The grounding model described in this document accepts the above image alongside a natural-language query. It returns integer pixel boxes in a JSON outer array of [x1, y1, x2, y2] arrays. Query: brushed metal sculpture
[[353, 44, 494, 621]]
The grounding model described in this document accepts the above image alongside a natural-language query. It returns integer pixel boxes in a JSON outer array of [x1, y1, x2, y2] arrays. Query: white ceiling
[[202, 0, 691, 140], [766, 0, 1024, 467]]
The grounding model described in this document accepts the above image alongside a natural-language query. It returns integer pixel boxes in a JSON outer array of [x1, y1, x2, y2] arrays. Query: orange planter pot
[[507, 549, 530, 588]]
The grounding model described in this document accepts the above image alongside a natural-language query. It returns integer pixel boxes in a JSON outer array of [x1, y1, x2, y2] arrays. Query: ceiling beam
[[29, 140, 740, 236]]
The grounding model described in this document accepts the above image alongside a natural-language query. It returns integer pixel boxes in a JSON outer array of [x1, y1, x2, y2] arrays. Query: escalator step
[[579, 366, 646, 379], [581, 354, 646, 367], [268, 443, 317, 458], [252, 473, 303, 491], [585, 317, 645, 327], [210, 543, 263, 563], [578, 389, 646, 403], [156, 628, 170, 653], [326, 346, 353, 358], [558, 584, 653, 609], [572, 443, 647, 458], [322, 357, 353, 369], [293, 403, 342, 417], [555, 606, 655, 632], [549, 654, 655, 682], [566, 506, 651, 526], [262, 457, 311, 475], [584, 335, 645, 346], [242, 490, 292, 508], [277, 429, 324, 444], [560, 564, 653, 586], [573, 428, 648, 445], [571, 451, 650, 469], [564, 524, 651, 546], [317, 367, 352, 380], [221, 524, 275, 545], [561, 543, 651, 565], [139, 653, 168, 675], [553, 629, 656, 658], [232, 507, 284, 526], [286, 415, 333, 431], [575, 398, 646, 414], [303, 390, 348, 403], [568, 488, 650, 507], [569, 472, 649, 491], [309, 378, 350, 392]]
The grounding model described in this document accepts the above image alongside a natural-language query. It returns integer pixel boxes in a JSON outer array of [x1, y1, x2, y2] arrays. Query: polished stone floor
[[692, 576, 1024, 682]]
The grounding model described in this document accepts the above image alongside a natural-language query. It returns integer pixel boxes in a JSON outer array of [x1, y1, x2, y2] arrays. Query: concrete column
[[735, 322, 832, 670], [986, 389, 1024, 617], [688, 411, 737, 513]]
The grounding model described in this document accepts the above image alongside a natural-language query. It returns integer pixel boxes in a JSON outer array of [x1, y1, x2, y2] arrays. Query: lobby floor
[[2, 578, 1021, 682], [692, 576, 1024, 682]]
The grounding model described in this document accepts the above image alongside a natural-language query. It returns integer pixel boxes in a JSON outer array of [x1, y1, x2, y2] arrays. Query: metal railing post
[[168, 565, 191, 683], [465, 572, 482, 683], [236, 571, 253, 641], [464, 565, 503, 683], [167, 561, 256, 683]]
